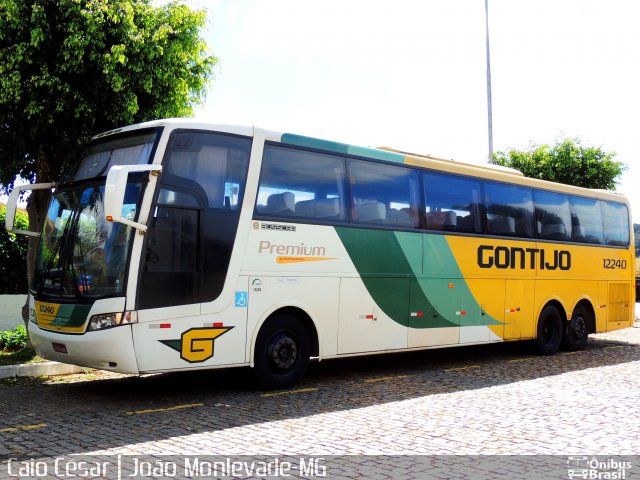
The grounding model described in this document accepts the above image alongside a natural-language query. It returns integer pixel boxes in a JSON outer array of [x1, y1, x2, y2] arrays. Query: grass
[[0, 347, 44, 366]]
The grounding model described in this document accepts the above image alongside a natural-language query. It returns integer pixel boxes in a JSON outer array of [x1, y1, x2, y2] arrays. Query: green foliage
[[0, 0, 217, 190], [491, 138, 625, 190], [0, 205, 29, 293], [0, 325, 28, 351], [0, 346, 38, 366]]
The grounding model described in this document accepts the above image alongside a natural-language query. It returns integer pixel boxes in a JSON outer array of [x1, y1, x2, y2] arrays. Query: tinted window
[[534, 190, 571, 241], [484, 183, 535, 238], [139, 132, 251, 309], [72, 130, 159, 182], [602, 201, 630, 246], [569, 196, 603, 244], [164, 131, 250, 209], [256, 145, 346, 221], [348, 160, 420, 227], [423, 172, 483, 233]]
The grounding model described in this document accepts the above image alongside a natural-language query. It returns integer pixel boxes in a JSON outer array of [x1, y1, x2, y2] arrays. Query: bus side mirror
[[4, 183, 56, 236], [104, 164, 162, 233]]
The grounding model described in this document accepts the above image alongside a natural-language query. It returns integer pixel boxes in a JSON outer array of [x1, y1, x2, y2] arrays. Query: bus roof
[[378, 146, 525, 177], [92, 118, 629, 207]]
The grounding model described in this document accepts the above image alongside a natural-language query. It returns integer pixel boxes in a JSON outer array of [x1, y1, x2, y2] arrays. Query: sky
[[188, 0, 640, 221]]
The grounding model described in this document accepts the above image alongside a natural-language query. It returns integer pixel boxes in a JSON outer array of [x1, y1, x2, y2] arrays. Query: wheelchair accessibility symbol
[[235, 291, 248, 308]]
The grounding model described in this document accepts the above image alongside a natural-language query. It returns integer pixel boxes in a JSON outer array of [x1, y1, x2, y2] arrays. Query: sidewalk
[[0, 361, 83, 379]]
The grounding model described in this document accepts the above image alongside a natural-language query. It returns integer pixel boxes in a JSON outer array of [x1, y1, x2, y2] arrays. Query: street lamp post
[[485, 0, 494, 161]]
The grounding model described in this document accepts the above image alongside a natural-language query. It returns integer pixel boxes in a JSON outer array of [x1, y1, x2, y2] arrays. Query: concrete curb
[[0, 361, 83, 379]]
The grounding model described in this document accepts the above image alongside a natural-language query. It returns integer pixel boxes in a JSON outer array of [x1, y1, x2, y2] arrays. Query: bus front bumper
[[29, 323, 140, 374]]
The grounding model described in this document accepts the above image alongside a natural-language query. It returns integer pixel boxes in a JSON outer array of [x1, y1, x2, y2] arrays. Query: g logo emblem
[[180, 327, 233, 363]]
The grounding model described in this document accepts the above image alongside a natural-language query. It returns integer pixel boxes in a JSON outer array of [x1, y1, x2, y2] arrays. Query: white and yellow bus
[[5, 119, 635, 388]]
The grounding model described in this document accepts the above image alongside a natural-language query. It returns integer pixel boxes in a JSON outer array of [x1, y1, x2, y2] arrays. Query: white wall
[[0, 295, 26, 331]]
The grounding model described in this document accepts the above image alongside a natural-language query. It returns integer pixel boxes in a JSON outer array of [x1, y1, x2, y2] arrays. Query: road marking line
[[260, 387, 319, 397], [444, 365, 480, 372], [560, 351, 581, 355], [364, 375, 409, 383], [508, 358, 533, 363], [0, 423, 47, 433], [604, 345, 626, 350], [125, 403, 203, 416]]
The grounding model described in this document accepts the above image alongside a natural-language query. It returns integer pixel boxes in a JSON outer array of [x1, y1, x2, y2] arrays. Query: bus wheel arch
[[252, 307, 318, 389], [534, 301, 564, 356], [562, 300, 594, 351]]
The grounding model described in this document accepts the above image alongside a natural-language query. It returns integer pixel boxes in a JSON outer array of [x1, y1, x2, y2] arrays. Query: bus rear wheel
[[534, 304, 563, 355], [254, 314, 310, 389], [563, 305, 589, 351]]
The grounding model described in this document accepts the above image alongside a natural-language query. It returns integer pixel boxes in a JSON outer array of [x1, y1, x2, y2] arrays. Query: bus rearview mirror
[[4, 183, 56, 237], [104, 164, 162, 232]]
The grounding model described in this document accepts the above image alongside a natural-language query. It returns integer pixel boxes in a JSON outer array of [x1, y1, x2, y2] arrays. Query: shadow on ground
[[1, 332, 638, 458]]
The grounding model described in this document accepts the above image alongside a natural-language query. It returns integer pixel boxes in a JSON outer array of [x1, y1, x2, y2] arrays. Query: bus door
[[131, 130, 252, 372]]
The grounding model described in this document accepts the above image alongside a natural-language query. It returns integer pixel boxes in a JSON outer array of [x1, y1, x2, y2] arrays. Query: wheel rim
[[267, 331, 298, 372], [572, 315, 587, 339]]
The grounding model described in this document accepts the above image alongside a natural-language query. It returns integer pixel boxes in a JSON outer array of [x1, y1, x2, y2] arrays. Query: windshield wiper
[[62, 208, 85, 300], [38, 212, 74, 297]]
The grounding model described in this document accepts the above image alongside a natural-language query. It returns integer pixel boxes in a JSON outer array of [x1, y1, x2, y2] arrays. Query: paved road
[[1, 325, 639, 478]]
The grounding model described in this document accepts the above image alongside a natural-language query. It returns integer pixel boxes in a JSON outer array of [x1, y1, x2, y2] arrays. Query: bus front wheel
[[534, 305, 563, 355], [254, 314, 310, 389]]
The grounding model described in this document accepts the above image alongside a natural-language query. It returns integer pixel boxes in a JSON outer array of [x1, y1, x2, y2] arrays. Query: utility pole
[[485, 0, 494, 161]]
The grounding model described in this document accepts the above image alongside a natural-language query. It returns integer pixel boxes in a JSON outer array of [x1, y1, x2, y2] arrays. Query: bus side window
[[569, 196, 604, 244], [484, 182, 535, 238], [601, 201, 630, 247], [348, 160, 420, 228], [423, 172, 483, 234], [256, 145, 347, 222], [533, 190, 571, 241]]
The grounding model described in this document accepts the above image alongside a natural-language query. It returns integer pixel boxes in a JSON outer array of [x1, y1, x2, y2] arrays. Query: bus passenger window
[[256, 145, 346, 222], [423, 172, 482, 233], [484, 183, 535, 238], [348, 160, 420, 228], [602, 201, 630, 246], [569, 196, 603, 244], [533, 190, 571, 241]]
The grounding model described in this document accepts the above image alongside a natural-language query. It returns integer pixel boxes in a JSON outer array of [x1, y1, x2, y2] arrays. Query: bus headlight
[[88, 313, 122, 331], [87, 311, 137, 331]]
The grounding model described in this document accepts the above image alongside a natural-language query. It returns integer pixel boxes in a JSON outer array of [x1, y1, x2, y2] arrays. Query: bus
[[5, 119, 635, 388]]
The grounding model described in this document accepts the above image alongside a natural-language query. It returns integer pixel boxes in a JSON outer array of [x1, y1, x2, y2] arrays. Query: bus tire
[[563, 305, 589, 351], [534, 304, 563, 355], [254, 314, 310, 389]]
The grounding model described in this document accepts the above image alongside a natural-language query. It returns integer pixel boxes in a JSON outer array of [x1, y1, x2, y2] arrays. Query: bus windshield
[[34, 183, 142, 301]]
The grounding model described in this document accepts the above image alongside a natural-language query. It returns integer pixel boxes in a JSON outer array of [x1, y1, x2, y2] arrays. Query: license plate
[[52, 342, 68, 354]]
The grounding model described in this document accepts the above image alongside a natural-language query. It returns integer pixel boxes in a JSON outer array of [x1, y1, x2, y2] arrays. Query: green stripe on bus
[[51, 304, 92, 327], [281, 134, 406, 164], [335, 227, 501, 329]]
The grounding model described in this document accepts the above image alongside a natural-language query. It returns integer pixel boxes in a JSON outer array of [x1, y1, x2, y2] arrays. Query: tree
[[0, 0, 216, 321], [0, 205, 28, 294], [490, 138, 625, 190]]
